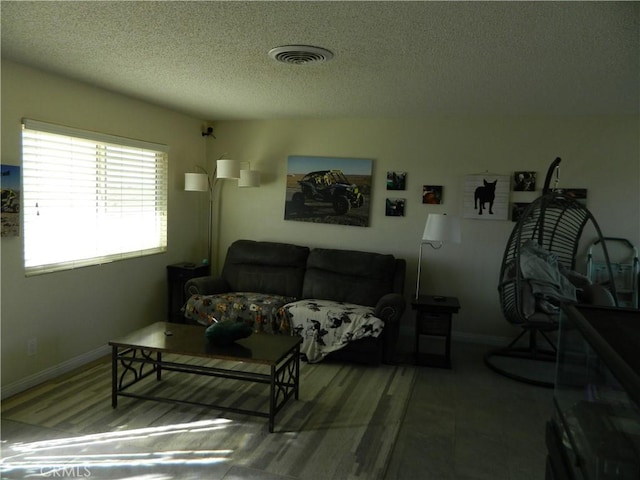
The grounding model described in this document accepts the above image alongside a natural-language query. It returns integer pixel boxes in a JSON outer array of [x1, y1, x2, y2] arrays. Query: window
[[21, 119, 168, 275]]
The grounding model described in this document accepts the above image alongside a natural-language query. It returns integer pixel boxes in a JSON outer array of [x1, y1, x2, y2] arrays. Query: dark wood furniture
[[411, 295, 460, 368], [167, 263, 210, 322], [109, 321, 302, 433]]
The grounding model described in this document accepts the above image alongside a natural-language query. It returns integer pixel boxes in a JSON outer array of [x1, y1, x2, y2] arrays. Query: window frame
[[21, 119, 169, 276]]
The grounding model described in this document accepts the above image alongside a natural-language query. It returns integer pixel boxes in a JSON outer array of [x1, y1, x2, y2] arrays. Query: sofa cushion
[[184, 292, 294, 334], [302, 248, 397, 307], [284, 299, 384, 363], [222, 240, 310, 298]]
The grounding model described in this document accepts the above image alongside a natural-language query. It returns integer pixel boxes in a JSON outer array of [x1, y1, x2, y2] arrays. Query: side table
[[411, 295, 461, 368], [167, 263, 210, 322]]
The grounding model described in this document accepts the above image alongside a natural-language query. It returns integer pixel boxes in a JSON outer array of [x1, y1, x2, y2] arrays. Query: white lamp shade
[[216, 159, 240, 179], [238, 169, 260, 187], [184, 173, 208, 192], [422, 214, 461, 244]]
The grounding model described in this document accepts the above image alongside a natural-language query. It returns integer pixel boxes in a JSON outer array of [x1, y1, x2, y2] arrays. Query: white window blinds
[[21, 119, 168, 275]]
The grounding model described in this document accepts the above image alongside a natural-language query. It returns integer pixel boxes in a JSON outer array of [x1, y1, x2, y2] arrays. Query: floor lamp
[[415, 213, 461, 299], [185, 159, 260, 267], [184, 170, 213, 266]]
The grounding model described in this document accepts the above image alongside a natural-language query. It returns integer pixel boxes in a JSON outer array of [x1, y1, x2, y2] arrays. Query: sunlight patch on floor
[[1, 418, 234, 478]]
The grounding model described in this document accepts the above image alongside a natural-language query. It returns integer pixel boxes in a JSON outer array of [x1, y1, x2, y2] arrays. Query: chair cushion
[[184, 292, 295, 334], [283, 299, 384, 363]]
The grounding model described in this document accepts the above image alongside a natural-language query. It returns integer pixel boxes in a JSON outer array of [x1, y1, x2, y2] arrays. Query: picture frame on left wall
[[1, 164, 21, 237]]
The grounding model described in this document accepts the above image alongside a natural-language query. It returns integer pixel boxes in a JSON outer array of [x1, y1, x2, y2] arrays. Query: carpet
[[1, 355, 416, 479]]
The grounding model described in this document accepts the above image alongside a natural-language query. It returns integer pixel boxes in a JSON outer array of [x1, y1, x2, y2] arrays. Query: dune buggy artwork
[[291, 170, 364, 215], [1, 189, 19, 213]]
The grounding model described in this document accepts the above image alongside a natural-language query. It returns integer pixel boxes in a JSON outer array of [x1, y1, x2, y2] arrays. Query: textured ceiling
[[1, 1, 638, 120]]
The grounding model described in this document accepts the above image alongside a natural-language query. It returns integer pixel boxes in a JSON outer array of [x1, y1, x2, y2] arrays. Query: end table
[[411, 295, 460, 368], [167, 263, 210, 322]]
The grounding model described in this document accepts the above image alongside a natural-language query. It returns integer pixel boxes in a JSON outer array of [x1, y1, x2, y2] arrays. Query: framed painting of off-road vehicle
[[1, 164, 21, 237], [284, 155, 373, 227]]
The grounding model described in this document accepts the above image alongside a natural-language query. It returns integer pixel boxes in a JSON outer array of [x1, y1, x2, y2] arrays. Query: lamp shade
[[184, 173, 208, 192], [422, 214, 461, 244], [216, 159, 240, 179], [238, 169, 260, 187]]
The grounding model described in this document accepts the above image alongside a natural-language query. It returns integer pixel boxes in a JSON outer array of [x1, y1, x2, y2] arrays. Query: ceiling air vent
[[268, 45, 334, 65]]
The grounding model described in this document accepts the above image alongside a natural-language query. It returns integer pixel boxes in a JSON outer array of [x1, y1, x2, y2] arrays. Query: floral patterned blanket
[[183, 292, 295, 335], [184, 295, 384, 362], [283, 299, 384, 363]]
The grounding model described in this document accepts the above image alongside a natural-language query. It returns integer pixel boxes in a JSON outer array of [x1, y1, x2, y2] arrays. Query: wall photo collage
[[385, 170, 444, 217], [385, 167, 588, 222], [282, 156, 587, 226]]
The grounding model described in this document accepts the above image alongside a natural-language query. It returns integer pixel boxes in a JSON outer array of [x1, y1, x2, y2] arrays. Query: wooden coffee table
[[109, 321, 302, 432]]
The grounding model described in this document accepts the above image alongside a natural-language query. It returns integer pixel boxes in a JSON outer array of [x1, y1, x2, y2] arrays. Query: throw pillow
[[205, 321, 253, 346]]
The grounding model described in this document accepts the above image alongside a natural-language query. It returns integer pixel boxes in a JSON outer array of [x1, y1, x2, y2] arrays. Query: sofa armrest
[[374, 293, 406, 364], [184, 276, 230, 297], [374, 293, 406, 323]]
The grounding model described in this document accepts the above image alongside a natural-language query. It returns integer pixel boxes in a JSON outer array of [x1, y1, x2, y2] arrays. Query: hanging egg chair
[[484, 158, 618, 387]]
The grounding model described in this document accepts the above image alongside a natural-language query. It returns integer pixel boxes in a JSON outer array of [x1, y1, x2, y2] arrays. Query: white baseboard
[[1, 345, 111, 400]]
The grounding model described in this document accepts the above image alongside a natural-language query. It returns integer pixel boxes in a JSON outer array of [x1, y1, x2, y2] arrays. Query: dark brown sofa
[[183, 239, 406, 364]]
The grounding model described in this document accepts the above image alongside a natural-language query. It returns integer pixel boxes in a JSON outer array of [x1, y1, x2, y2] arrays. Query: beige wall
[[1, 61, 208, 395], [2, 60, 639, 395], [207, 117, 639, 345]]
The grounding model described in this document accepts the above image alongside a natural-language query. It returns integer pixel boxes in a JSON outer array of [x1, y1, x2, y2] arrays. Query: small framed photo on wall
[[513, 171, 537, 191], [557, 188, 587, 206], [385, 198, 405, 216], [422, 185, 443, 204], [511, 202, 530, 223], [386, 171, 406, 190]]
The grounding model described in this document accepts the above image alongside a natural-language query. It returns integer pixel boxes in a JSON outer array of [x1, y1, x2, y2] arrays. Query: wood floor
[[1, 354, 415, 480], [1, 341, 552, 479]]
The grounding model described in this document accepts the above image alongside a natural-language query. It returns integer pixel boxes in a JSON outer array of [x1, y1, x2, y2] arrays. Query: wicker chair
[[484, 158, 618, 387]]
